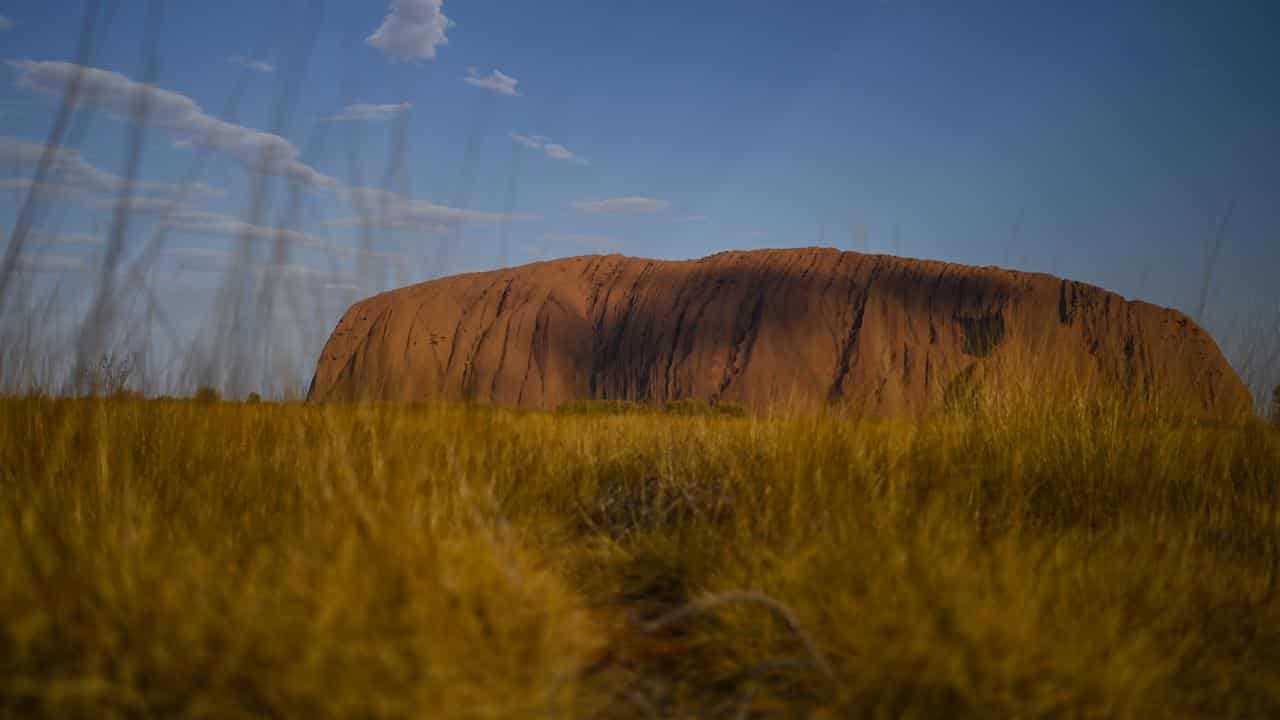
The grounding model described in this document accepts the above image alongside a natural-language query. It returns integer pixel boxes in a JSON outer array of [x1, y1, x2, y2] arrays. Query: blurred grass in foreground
[[1, 395, 1278, 718]]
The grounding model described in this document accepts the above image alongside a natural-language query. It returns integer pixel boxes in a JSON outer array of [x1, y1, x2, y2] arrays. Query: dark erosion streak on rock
[[307, 248, 1250, 418]]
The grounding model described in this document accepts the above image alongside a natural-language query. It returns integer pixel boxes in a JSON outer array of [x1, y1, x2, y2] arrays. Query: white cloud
[[675, 215, 708, 223], [367, 0, 450, 62], [159, 208, 413, 265], [264, 263, 354, 281], [0, 15, 12, 31], [464, 68, 519, 96], [94, 195, 195, 216], [9, 61, 335, 187], [161, 246, 354, 283], [326, 101, 411, 122], [356, 248, 409, 262], [14, 254, 86, 273], [541, 233, 621, 253], [510, 133, 544, 150], [0, 178, 100, 205], [0, 135, 131, 194], [228, 56, 275, 73], [572, 196, 670, 215], [323, 282, 364, 292], [0, 136, 224, 215], [163, 247, 232, 262], [509, 133, 589, 166], [178, 182, 227, 201], [30, 231, 103, 247], [162, 247, 259, 277], [328, 186, 534, 231], [160, 210, 330, 250], [0, 135, 225, 206], [543, 144, 579, 162]]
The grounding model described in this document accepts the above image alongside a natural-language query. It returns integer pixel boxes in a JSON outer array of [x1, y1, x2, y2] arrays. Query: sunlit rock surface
[[309, 248, 1249, 417]]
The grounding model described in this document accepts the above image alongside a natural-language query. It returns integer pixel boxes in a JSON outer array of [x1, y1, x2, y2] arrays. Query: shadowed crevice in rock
[[958, 312, 1006, 358], [307, 247, 1250, 418]]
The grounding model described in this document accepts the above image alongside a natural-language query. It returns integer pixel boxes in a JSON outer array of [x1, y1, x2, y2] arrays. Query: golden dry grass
[[1, 393, 1278, 718]]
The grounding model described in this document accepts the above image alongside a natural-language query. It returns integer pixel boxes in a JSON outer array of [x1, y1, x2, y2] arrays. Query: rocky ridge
[[308, 248, 1249, 417]]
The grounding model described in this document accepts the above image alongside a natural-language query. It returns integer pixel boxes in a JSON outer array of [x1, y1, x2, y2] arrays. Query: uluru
[[307, 247, 1249, 418]]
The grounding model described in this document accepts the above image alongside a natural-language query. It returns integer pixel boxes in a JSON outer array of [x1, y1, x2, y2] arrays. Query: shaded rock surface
[[308, 248, 1249, 417]]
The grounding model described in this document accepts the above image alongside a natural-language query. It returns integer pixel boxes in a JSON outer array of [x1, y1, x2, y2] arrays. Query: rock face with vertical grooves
[[307, 248, 1249, 417]]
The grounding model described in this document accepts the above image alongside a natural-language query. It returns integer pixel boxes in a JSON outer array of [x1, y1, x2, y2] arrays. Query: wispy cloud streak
[[572, 196, 669, 215], [326, 102, 411, 122], [510, 133, 589, 166], [228, 56, 275, 73], [464, 68, 519, 96], [9, 61, 335, 187]]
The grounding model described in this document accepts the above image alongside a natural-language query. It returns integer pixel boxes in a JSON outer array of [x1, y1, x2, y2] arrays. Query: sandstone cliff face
[[307, 248, 1249, 417]]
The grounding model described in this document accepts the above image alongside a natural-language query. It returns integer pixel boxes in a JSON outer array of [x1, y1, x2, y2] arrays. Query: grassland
[[1, 393, 1278, 719]]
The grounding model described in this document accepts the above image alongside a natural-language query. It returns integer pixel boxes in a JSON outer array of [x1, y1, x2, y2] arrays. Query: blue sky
[[1, 0, 1278, 394]]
